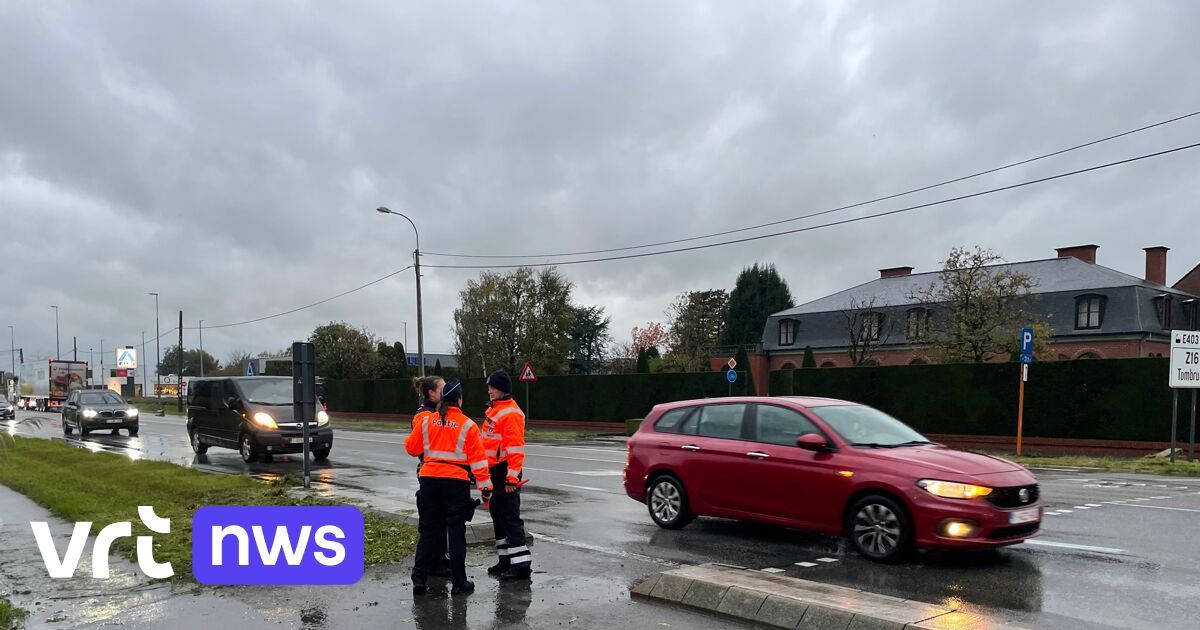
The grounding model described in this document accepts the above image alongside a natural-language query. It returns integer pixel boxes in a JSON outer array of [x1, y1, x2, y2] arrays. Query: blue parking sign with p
[[1020, 327, 1034, 361]]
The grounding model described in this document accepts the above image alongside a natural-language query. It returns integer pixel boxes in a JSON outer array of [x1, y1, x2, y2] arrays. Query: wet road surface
[[5, 411, 1200, 628]]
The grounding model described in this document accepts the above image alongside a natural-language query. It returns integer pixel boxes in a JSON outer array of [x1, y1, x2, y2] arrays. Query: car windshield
[[810, 405, 930, 448], [80, 391, 126, 405], [237, 379, 293, 405]]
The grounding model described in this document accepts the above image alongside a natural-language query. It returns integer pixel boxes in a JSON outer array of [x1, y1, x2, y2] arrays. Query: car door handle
[[681, 444, 701, 451], [746, 451, 770, 459]]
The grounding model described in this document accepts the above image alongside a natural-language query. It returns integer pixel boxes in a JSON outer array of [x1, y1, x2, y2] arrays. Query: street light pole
[[50, 305, 59, 359], [199, 320, 205, 377], [142, 331, 147, 397], [376, 207, 425, 377], [7, 325, 13, 398], [149, 292, 160, 408]]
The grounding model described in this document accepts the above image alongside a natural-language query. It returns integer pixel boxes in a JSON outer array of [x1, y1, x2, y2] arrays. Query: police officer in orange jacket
[[411, 375, 451, 577], [482, 370, 532, 580], [405, 379, 492, 595]]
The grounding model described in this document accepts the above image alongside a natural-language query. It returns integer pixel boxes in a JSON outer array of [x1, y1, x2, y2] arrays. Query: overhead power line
[[423, 109, 1200, 260], [422, 141, 1200, 270]]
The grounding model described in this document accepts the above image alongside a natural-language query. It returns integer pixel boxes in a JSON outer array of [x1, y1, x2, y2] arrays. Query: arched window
[[819, 361, 837, 368], [1076, 351, 1102, 360], [908, 356, 929, 365], [779, 361, 797, 370]]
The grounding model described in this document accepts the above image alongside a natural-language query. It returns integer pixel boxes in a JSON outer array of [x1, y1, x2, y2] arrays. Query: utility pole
[[73, 336, 77, 361], [149, 292, 160, 411], [199, 320, 205, 377], [6, 326, 13, 398], [142, 331, 147, 397], [50, 305, 59, 358], [376, 207, 425, 376], [101, 339, 105, 387], [177, 310, 184, 412]]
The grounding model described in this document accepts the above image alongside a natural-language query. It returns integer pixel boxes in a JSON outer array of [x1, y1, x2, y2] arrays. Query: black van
[[187, 376, 333, 463]]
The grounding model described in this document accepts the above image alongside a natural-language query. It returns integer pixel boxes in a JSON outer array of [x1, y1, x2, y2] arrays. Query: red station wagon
[[623, 397, 1041, 561]]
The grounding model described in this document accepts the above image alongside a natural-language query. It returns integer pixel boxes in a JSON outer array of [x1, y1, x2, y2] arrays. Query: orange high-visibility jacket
[[405, 406, 492, 490], [482, 397, 526, 484]]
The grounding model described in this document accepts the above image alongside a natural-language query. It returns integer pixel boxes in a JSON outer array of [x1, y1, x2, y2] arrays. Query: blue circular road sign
[[726, 369, 737, 383]]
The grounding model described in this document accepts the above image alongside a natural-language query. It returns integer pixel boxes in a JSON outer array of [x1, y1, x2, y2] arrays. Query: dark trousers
[[413, 477, 471, 586], [489, 463, 531, 567]]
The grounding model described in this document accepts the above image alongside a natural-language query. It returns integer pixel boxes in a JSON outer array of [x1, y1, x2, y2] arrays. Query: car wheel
[[647, 475, 694, 530], [240, 433, 258, 463], [63, 416, 73, 435], [128, 425, 139, 437], [80, 425, 90, 437], [313, 448, 331, 461], [190, 429, 208, 454], [848, 495, 913, 563]]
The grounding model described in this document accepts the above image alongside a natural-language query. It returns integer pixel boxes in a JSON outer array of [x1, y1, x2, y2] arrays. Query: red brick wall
[[766, 338, 1168, 370]]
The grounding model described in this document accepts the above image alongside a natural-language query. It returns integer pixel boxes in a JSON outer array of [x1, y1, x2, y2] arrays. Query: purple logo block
[[192, 506, 364, 585]]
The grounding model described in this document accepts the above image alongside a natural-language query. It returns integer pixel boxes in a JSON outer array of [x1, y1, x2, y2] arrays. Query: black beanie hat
[[486, 370, 512, 395], [441, 379, 463, 405]]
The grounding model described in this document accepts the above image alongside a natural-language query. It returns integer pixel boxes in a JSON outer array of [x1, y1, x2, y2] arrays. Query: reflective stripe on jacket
[[482, 397, 526, 484], [405, 406, 492, 489]]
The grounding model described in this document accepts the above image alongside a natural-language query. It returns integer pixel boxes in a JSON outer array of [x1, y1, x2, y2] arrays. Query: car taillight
[[322, 401, 328, 411]]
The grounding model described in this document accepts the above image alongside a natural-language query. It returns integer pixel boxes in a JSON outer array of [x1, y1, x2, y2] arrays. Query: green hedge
[[324, 371, 753, 422], [771, 358, 1182, 442]]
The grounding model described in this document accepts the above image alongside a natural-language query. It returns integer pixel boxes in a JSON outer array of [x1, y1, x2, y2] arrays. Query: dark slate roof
[[775, 256, 1196, 317]]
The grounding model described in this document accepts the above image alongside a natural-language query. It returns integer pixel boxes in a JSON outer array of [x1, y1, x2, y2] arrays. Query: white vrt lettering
[[313, 525, 346, 566], [31, 506, 174, 579]]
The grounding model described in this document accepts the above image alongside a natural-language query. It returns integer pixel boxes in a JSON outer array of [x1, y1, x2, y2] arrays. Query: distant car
[[62, 389, 139, 437], [187, 376, 332, 464], [623, 397, 1041, 562], [0, 395, 14, 420]]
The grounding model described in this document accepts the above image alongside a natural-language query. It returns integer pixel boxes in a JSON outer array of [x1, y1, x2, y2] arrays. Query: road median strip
[[632, 563, 1032, 629]]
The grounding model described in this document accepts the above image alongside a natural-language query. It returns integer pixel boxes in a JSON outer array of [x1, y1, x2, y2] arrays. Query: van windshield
[[236, 379, 293, 405]]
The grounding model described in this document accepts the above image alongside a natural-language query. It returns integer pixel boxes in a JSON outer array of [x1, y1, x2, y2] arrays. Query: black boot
[[499, 565, 532, 581], [487, 560, 510, 576], [451, 580, 475, 595], [412, 582, 427, 595]]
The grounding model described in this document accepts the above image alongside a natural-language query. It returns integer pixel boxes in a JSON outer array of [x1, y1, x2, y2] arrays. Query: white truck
[[17, 360, 88, 412]]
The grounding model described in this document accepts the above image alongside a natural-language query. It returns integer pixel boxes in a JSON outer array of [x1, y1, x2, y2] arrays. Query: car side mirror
[[796, 433, 830, 452]]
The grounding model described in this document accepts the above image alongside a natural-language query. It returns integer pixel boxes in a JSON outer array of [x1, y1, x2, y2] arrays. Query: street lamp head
[[376, 206, 392, 214]]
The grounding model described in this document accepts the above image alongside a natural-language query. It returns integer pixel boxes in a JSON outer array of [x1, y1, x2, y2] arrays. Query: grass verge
[[0, 598, 28, 630], [0, 436, 416, 580], [999, 453, 1200, 476], [332, 417, 601, 440]]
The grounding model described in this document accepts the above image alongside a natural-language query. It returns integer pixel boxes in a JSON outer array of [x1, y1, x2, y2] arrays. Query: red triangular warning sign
[[518, 362, 537, 382]]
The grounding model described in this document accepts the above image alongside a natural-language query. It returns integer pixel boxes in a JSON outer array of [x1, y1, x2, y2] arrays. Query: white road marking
[[1026, 540, 1127, 555], [528, 532, 677, 567], [558, 484, 618, 494], [1085, 503, 1102, 507], [1115, 504, 1200, 513], [760, 568, 785, 574], [1151, 496, 1170, 500], [1074, 506, 1090, 510], [795, 562, 818, 568], [1058, 509, 1073, 513], [525, 466, 622, 477], [525, 453, 625, 464], [816, 557, 838, 563], [364, 459, 396, 466]]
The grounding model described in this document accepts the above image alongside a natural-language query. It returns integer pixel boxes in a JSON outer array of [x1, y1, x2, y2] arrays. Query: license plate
[[282, 437, 305, 445], [106, 418, 123, 424], [1009, 507, 1040, 524]]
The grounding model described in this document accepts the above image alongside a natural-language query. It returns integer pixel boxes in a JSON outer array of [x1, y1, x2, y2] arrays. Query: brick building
[[751, 245, 1198, 374]]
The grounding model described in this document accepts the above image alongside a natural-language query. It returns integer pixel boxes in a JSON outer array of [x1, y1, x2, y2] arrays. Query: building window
[[1153, 295, 1173, 329], [905, 308, 931, 341], [859, 312, 883, 342], [1075, 295, 1104, 330], [1182, 299, 1197, 331], [778, 319, 797, 346]]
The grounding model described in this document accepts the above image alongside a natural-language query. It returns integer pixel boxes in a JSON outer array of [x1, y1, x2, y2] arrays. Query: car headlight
[[918, 479, 993, 499], [252, 412, 277, 429], [317, 410, 330, 426], [82, 409, 98, 419], [127, 408, 139, 417]]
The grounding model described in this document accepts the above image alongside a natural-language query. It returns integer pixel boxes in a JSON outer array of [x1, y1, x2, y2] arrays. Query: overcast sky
[[3, 1, 1199, 374]]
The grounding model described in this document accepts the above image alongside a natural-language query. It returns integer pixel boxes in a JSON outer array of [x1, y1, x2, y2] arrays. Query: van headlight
[[252, 412, 277, 429], [317, 410, 330, 426], [82, 409, 98, 419], [918, 479, 993, 499]]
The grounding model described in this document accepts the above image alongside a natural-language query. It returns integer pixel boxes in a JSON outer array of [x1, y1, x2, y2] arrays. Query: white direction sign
[[116, 348, 138, 369], [1169, 330, 1200, 389]]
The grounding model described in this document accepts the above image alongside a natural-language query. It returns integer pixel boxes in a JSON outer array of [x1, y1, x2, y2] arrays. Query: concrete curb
[[631, 563, 1034, 629]]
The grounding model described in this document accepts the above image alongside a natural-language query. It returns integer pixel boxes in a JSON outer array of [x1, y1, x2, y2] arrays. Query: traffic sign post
[[1016, 327, 1034, 456], [1168, 331, 1200, 462], [726, 368, 737, 396], [519, 362, 537, 421], [292, 342, 316, 489]]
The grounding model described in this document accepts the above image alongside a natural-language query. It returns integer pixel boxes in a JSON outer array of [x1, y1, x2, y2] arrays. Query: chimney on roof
[[879, 266, 914, 279], [1055, 244, 1099, 264], [1144, 246, 1169, 285]]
